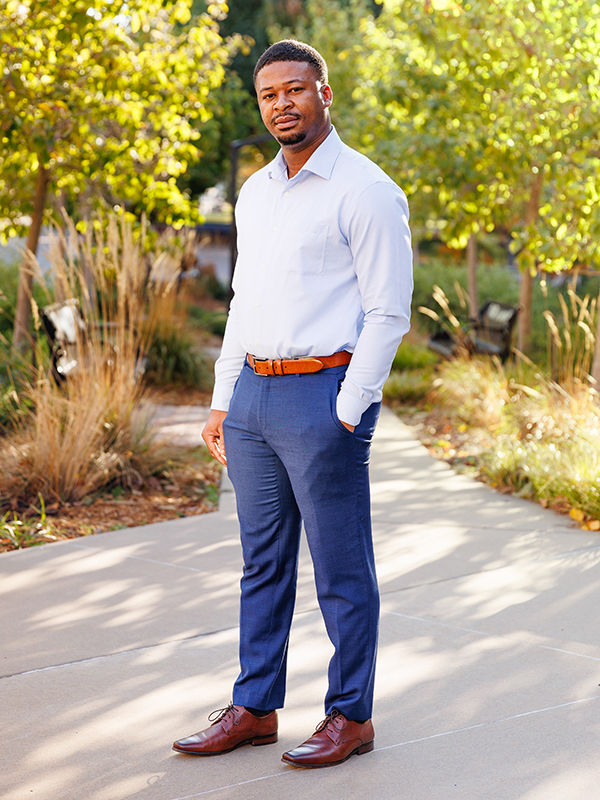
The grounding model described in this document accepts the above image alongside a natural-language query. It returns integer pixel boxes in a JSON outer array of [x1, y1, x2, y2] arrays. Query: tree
[[0, 0, 240, 350], [270, 0, 378, 135], [353, 0, 600, 352], [192, 0, 306, 95]]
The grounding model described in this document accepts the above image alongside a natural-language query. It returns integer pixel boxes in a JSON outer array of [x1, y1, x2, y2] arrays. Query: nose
[[273, 91, 292, 112]]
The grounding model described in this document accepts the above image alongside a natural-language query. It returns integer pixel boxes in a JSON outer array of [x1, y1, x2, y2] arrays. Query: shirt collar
[[267, 127, 342, 183]]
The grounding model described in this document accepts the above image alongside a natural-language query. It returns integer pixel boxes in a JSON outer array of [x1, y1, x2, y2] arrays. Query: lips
[[273, 114, 300, 129]]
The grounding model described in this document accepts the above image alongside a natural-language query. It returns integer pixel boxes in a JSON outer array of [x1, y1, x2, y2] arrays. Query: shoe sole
[[281, 739, 374, 768], [172, 732, 278, 756]]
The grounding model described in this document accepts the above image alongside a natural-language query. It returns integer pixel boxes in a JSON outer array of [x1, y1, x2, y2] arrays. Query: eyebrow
[[259, 79, 306, 92]]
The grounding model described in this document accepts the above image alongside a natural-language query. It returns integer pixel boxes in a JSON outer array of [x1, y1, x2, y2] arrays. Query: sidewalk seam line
[[0, 605, 327, 679], [60, 542, 208, 573], [0, 626, 240, 679], [167, 771, 289, 800], [53, 539, 600, 584], [375, 694, 600, 752], [383, 609, 600, 662], [6, 598, 598, 679], [164, 695, 600, 799], [377, 545, 600, 595]]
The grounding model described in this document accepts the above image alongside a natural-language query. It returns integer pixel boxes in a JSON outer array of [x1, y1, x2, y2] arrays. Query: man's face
[[255, 60, 332, 149]]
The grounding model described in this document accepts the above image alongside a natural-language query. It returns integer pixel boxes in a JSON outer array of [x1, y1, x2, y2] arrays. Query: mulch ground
[[1, 301, 223, 553], [0, 438, 221, 554]]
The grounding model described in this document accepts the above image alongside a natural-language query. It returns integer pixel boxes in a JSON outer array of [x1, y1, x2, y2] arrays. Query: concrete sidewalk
[[2, 407, 600, 800]]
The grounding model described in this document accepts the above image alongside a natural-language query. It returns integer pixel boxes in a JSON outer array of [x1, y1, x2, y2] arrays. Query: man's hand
[[202, 409, 228, 466], [340, 420, 355, 433]]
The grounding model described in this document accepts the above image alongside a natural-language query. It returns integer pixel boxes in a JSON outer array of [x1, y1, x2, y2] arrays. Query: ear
[[321, 84, 333, 108]]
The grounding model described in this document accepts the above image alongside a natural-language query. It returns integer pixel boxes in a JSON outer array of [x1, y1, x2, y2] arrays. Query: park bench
[[427, 300, 520, 363]]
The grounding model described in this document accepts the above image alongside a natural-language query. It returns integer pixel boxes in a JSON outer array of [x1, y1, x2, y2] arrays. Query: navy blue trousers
[[222, 361, 380, 721]]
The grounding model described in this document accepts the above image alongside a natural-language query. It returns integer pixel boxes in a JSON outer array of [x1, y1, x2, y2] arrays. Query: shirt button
[[273, 226, 277, 232], [285, 191, 290, 196], [254, 302, 259, 307], [261, 264, 266, 269]]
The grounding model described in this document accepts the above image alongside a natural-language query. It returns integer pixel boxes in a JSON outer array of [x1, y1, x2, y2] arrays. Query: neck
[[282, 124, 332, 178]]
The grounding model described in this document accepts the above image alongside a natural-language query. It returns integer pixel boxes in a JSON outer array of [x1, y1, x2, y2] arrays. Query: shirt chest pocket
[[284, 221, 329, 275]]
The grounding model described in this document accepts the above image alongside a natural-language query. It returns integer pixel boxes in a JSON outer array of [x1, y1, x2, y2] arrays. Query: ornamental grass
[[0, 215, 185, 512], [430, 356, 600, 527]]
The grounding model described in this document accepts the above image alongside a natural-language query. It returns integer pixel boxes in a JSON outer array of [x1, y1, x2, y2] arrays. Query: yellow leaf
[[556, 223, 568, 241], [588, 519, 600, 531], [569, 508, 585, 522]]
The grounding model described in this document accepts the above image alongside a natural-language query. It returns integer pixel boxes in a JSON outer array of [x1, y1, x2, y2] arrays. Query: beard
[[273, 129, 307, 146]]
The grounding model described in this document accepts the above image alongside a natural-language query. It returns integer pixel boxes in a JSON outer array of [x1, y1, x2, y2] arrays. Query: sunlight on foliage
[[431, 356, 600, 526], [0, 0, 243, 239]]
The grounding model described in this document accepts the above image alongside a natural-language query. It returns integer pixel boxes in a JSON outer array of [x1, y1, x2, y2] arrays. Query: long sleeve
[[210, 296, 246, 412], [336, 182, 413, 426]]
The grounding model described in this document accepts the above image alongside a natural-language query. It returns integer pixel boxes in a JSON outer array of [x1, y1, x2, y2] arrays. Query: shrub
[[430, 357, 510, 430], [430, 356, 600, 523], [187, 304, 228, 337], [144, 326, 213, 389], [0, 257, 50, 344], [392, 339, 438, 371], [383, 368, 435, 405], [0, 215, 187, 512]]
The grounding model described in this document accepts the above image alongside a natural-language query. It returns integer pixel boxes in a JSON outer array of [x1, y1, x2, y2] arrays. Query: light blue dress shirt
[[212, 128, 413, 426]]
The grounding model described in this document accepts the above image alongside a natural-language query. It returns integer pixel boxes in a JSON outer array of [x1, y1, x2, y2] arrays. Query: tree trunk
[[13, 163, 49, 354], [53, 188, 68, 303], [517, 171, 544, 354], [467, 233, 478, 320]]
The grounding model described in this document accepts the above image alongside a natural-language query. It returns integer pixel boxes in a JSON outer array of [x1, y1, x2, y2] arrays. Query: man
[[173, 39, 412, 768]]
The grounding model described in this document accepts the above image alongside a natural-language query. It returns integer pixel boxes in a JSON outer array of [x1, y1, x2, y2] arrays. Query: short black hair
[[253, 40, 328, 87]]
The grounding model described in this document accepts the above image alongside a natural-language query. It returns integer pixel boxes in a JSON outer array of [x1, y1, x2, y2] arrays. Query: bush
[[392, 339, 439, 371], [0, 341, 34, 432], [431, 356, 600, 523], [0, 216, 188, 512], [144, 326, 213, 389], [0, 257, 51, 344], [383, 368, 435, 405], [0, 259, 20, 343], [187, 304, 228, 337], [195, 268, 229, 302]]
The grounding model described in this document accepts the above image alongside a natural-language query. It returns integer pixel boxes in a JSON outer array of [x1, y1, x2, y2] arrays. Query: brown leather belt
[[247, 351, 352, 376]]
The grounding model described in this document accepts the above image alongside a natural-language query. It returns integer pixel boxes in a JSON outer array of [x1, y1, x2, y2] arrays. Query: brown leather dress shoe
[[173, 704, 278, 755], [281, 709, 374, 768]]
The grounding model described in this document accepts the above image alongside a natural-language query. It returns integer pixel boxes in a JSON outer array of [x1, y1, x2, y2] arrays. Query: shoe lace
[[315, 708, 343, 733], [208, 703, 236, 724]]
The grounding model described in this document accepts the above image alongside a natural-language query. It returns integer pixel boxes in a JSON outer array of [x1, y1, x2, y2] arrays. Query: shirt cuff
[[336, 386, 370, 427], [210, 385, 233, 413]]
